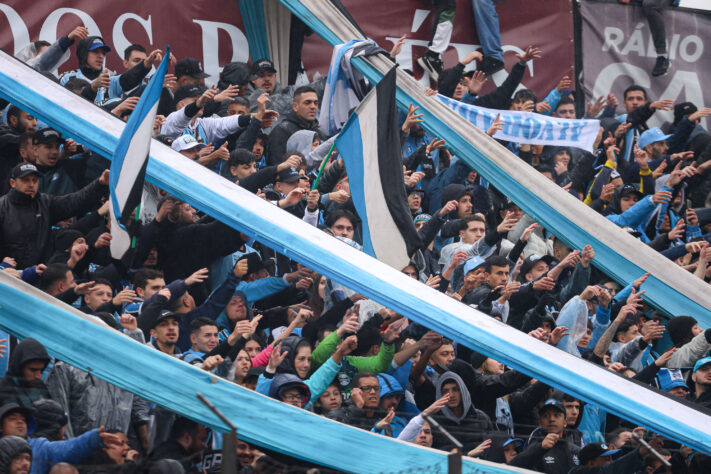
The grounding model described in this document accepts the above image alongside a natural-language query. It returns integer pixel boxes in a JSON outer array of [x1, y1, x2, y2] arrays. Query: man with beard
[[0, 106, 37, 195]]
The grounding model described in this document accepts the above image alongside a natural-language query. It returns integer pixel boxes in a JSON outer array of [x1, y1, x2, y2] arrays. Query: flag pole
[[311, 142, 337, 191]]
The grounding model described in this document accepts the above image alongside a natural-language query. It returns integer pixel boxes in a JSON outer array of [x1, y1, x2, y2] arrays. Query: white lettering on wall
[[0, 4, 30, 55], [193, 19, 249, 86], [112, 13, 153, 61]]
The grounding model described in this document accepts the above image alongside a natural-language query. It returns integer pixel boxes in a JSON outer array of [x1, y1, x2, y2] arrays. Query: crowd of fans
[[0, 1, 710, 472]]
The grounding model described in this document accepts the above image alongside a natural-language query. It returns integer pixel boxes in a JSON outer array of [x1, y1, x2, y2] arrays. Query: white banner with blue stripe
[[437, 94, 600, 152]]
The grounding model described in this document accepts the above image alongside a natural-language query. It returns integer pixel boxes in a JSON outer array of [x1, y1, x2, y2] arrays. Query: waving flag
[[336, 67, 421, 270], [109, 47, 170, 259]]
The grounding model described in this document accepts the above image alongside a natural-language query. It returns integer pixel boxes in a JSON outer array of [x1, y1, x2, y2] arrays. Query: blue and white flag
[[318, 39, 384, 136], [437, 94, 601, 152], [336, 67, 421, 271], [109, 46, 170, 259]]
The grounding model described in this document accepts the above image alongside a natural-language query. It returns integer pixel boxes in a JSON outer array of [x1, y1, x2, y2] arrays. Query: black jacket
[[0, 338, 51, 409], [0, 180, 106, 268], [267, 111, 322, 166], [567, 448, 643, 473], [0, 123, 22, 195], [148, 438, 200, 474], [509, 436, 580, 474]]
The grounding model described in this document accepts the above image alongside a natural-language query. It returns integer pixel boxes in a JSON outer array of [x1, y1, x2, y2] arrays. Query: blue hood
[[215, 290, 251, 331], [269, 373, 311, 404], [377, 373, 404, 401]]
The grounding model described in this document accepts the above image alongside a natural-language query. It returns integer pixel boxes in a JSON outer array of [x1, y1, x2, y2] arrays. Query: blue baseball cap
[[657, 368, 688, 392], [463, 256, 486, 275], [502, 438, 523, 448], [693, 356, 711, 373], [87, 37, 111, 53], [638, 127, 672, 149], [579, 443, 621, 465]]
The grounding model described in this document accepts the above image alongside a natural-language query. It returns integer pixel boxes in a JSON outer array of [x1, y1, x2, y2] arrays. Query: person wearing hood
[[284, 129, 337, 173], [370, 373, 408, 438], [0, 339, 51, 409], [0, 402, 122, 474], [266, 86, 324, 167], [431, 371, 494, 452], [268, 374, 311, 409], [58, 37, 157, 105], [0, 435, 32, 474], [258, 334, 358, 411], [665, 315, 710, 368], [0, 164, 109, 269], [510, 398, 581, 473]]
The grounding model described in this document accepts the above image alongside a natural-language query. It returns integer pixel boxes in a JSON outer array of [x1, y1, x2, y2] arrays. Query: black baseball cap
[[251, 59, 277, 77], [539, 398, 566, 417], [174, 84, 205, 104], [10, 162, 40, 179], [276, 167, 300, 184], [220, 62, 251, 87], [618, 184, 644, 200], [578, 443, 621, 465], [153, 310, 178, 328], [520, 254, 555, 276], [175, 57, 209, 79], [33, 128, 64, 146]]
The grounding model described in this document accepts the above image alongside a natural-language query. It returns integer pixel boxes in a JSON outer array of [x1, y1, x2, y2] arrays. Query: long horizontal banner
[[0, 274, 527, 473], [278, 0, 711, 328], [438, 94, 600, 151], [1, 49, 710, 453]]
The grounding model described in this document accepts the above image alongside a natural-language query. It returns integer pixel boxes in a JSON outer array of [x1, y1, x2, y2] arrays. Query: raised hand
[[112, 287, 137, 306], [119, 314, 138, 332], [516, 46, 542, 63], [186, 268, 209, 286], [267, 343, 288, 372], [68, 26, 89, 42], [402, 103, 424, 134], [468, 70, 488, 96], [423, 394, 450, 415], [486, 113, 504, 136], [389, 34, 407, 58]]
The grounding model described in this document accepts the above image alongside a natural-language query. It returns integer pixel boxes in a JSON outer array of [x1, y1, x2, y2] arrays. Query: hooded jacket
[[268, 373, 311, 406], [432, 371, 495, 451], [373, 373, 408, 438], [266, 111, 323, 167], [0, 178, 107, 268], [0, 338, 51, 409], [0, 435, 31, 472]]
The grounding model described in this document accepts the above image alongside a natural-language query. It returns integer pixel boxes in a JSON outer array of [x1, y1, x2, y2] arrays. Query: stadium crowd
[[0, 1, 711, 472]]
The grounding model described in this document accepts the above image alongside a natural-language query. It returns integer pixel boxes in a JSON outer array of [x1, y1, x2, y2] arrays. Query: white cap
[[171, 134, 206, 152]]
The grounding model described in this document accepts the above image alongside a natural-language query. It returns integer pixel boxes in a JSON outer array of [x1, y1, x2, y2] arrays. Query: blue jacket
[[606, 185, 672, 243], [29, 429, 102, 474], [372, 373, 408, 437]]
